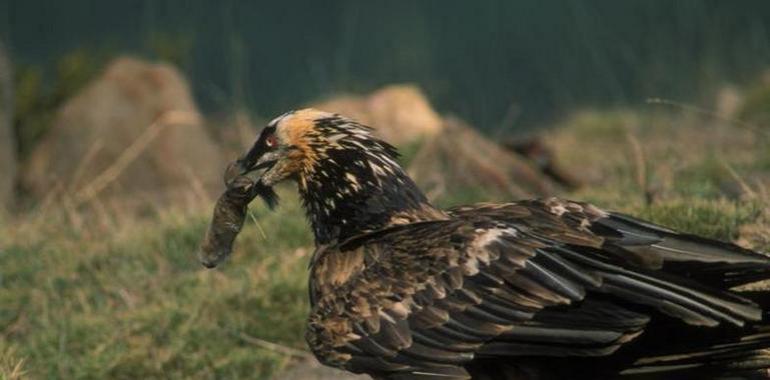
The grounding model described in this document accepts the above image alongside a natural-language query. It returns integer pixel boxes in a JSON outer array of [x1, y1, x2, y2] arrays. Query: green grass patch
[[633, 199, 761, 241], [0, 189, 312, 379]]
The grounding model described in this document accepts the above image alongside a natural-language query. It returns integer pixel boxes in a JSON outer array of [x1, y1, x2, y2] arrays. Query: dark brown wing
[[306, 198, 770, 380], [455, 198, 770, 289]]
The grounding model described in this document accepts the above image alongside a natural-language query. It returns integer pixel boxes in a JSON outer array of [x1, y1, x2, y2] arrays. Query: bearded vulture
[[200, 109, 770, 380]]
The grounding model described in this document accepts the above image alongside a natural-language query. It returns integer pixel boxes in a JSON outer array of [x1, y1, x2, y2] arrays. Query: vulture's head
[[228, 108, 403, 195], [228, 108, 435, 244]]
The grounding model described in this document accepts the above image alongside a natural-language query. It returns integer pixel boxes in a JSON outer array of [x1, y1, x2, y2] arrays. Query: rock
[[312, 84, 443, 145], [273, 359, 368, 380], [21, 57, 223, 209], [0, 40, 15, 213], [408, 117, 555, 201], [502, 136, 582, 190]]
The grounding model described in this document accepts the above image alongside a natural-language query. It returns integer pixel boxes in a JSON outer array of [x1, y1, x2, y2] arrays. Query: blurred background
[[6, 1, 770, 128], [2, 1, 770, 379]]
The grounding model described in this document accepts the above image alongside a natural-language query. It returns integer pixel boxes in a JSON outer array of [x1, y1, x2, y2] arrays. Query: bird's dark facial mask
[[231, 125, 280, 176]]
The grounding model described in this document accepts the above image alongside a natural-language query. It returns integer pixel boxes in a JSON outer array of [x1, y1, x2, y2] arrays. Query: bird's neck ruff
[[296, 118, 444, 245]]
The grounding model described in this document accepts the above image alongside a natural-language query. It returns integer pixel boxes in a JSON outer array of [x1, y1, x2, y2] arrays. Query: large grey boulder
[[21, 57, 223, 209], [408, 117, 555, 202]]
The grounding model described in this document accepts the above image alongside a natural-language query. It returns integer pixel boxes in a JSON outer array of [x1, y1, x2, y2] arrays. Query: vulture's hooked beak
[[224, 158, 273, 188], [224, 142, 284, 188]]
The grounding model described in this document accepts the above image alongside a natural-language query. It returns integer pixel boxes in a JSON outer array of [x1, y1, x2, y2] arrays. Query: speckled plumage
[[233, 109, 770, 380]]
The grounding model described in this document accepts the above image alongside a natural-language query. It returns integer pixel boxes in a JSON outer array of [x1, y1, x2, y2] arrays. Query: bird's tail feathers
[[598, 212, 770, 288], [619, 329, 770, 379]]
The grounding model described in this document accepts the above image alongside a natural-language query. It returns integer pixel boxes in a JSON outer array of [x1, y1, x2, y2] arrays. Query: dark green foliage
[[7, 1, 770, 128], [13, 49, 104, 159]]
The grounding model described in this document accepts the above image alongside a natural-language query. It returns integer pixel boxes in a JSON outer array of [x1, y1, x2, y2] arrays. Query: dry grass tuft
[[0, 345, 27, 380]]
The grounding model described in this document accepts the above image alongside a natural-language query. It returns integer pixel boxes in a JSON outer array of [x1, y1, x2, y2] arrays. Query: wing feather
[[307, 198, 770, 379]]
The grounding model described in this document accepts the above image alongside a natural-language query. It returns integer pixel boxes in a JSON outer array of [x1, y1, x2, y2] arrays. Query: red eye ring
[[265, 134, 277, 148]]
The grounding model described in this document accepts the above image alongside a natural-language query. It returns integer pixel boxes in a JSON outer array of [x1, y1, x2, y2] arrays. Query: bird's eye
[[265, 134, 277, 148]]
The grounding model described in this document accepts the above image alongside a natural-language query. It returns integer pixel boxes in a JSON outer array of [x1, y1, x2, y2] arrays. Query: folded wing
[[306, 198, 770, 380]]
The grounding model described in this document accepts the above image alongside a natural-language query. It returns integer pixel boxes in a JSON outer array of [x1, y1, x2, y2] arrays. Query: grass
[[1, 189, 312, 379], [1, 107, 769, 379]]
